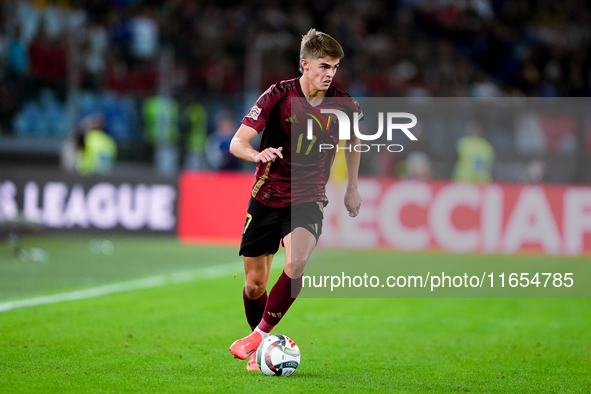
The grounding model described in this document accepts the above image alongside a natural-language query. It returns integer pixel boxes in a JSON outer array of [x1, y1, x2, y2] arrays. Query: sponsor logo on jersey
[[284, 114, 299, 123]]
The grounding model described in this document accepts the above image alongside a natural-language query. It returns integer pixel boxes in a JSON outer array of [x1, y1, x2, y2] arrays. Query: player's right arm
[[229, 124, 283, 164]]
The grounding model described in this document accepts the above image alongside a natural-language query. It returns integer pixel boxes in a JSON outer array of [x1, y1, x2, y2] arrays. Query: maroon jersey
[[241, 77, 362, 208]]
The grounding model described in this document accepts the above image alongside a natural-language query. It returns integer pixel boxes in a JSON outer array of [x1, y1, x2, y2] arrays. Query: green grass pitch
[[0, 236, 590, 393]]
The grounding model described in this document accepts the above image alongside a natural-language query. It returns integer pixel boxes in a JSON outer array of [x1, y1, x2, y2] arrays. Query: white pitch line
[[0, 261, 244, 313]]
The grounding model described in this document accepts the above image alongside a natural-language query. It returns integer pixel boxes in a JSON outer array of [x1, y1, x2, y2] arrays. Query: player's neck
[[299, 76, 327, 106]]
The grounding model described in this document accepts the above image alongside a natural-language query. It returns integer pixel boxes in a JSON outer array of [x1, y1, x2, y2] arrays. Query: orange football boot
[[246, 352, 260, 371], [229, 331, 262, 360]]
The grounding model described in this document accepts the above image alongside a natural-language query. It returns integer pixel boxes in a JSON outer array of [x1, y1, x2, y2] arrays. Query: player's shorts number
[[296, 134, 317, 155], [243, 213, 253, 234]]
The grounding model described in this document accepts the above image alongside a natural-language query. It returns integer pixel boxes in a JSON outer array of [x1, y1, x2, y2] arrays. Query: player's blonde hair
[[299, 28, 344, 73]]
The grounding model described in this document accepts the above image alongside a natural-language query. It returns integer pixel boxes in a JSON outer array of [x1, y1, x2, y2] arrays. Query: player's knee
[[286, 256, 308, 278], [245, 280, 266, 299]]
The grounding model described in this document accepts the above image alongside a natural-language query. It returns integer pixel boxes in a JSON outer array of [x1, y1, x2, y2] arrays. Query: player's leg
[[232, 232, 315, 359], [242, 254, 273, 370], [238, 197, 281, 331], [230, 231, 316, 369], [231, 254, 274, 360], [231, 197, 281, 361], [231, 230, 315, 361], [232, 254, 275, 361], [243, 254, 273, 329], [257, 227, 316, 334], [256, 201, 324, 333], [231, 201, 321, 361], [283, 227, 317, 278]]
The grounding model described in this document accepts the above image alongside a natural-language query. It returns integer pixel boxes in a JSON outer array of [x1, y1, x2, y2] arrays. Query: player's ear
[[300, 58, 309, 72]]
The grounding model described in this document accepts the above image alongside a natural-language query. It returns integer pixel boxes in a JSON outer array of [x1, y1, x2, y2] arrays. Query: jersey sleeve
[[241, 83, 285, 133], [349, 96, 364, 122]]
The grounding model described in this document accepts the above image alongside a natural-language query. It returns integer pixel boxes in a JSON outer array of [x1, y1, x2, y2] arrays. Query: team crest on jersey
[[246, 105, 262, 120]]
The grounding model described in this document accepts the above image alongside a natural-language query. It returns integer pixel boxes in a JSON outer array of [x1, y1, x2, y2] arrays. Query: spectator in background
[[183, 100, 208, 170], [0, 77, 21, 135], [27, 22, 67, 99], [143, 95, 179, 145], [130, 6, 158, 61], [205, 111, 241, 171], [6, 26, 28, 78], [76, 113, 117, 175], [453, 121, 495, 182], [83, 16, 109, 89], [15, 0, 41, 46], [1, 0, 590, 185], [405, 151, 433, 180], [520, 159, 548, 183]]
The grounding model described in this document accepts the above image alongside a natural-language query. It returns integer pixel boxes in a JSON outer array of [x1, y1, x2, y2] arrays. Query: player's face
[[302, 57, 340, 91]]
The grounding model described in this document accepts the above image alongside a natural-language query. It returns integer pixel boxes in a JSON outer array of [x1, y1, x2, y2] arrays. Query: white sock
[[255, 327, 270, 340]]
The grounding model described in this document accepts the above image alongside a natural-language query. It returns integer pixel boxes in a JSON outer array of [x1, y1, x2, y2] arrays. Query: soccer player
[[228, 28, 362, 371]]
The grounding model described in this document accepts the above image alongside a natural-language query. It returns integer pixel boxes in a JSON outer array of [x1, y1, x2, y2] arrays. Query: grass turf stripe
[[0, 260, 244, 313]]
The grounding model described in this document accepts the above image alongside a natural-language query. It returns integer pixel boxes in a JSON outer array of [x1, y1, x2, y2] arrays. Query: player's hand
[[253, 147, 283, 163], [344, 187, 362, 217]]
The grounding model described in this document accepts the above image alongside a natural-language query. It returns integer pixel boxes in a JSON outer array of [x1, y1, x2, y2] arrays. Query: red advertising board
[[321, 180, 591, 256], [177, 171, 591, 256], [177, 171, 252, 244]]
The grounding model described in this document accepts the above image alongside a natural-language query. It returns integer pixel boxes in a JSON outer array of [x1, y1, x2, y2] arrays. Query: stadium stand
[[0, 0, 589, 182]]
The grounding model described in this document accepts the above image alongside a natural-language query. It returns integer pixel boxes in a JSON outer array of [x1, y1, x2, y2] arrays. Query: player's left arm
[[343, 135, 361, 217]]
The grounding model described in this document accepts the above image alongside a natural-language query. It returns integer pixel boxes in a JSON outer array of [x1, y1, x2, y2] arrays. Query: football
[[256, 334, 301, 376]]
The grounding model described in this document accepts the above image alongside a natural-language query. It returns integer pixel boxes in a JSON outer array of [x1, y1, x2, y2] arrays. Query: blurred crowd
[[0, 0, 589, 178]]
